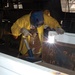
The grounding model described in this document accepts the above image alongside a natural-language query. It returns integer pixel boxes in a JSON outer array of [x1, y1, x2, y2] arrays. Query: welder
[[11, 10, 64, 58]]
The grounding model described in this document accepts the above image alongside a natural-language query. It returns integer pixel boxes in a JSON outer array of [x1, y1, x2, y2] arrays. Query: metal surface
[[42, 32, 75, 70], [0, 53, 68, 75]]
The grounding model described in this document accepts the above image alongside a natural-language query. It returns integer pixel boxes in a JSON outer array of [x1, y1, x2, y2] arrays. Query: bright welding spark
[[47, 35, 55, 44]]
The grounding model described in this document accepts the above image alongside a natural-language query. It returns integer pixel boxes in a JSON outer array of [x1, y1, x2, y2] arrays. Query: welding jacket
[[11, 13, 61, 55]]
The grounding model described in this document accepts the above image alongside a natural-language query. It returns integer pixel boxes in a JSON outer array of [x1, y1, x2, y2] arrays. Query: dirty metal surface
[[42, 42, 75, 70]]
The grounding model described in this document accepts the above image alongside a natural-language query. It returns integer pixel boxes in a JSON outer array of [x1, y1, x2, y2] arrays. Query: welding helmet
[[30, 11, 44, 27]]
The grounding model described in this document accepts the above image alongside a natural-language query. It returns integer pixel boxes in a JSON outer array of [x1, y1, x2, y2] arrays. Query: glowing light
[[47, 35, 55, 44], [46, 31, 57, 44]]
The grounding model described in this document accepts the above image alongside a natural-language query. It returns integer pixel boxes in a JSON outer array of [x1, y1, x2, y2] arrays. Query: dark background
[[0, 0, 75, 33]]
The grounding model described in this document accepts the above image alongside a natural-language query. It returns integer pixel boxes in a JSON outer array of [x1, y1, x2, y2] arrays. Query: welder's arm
[[20, 28, 32, 37], [11, 24, 32, 39], [11, 19, 24, 39], [11, 18, 31, 39], [44, 14, 65, 34]]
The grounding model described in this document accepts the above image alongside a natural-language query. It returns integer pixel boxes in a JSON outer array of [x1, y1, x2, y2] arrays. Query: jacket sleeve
[[11, 16, 25, 37], [44, 14, 61, 30]]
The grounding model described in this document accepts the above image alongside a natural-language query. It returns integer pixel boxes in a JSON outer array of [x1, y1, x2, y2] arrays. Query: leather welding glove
[[56, 27, 64, 34], [21, 28, 32, 37]]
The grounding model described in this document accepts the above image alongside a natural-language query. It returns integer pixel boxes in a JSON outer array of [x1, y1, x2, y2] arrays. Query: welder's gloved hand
[[21, 28, 32, 37], [56, 27, 64, 34]]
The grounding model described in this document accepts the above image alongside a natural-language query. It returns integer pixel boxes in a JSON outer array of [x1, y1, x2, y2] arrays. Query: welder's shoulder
[[43, 13, 56, 21], [19, 14, 30, 20], [43, 14, 53, 21], [43, 14, 54, 24]]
